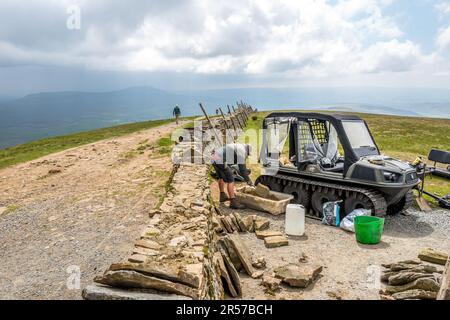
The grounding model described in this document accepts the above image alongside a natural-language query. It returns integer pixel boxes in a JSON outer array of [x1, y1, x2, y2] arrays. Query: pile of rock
[[215, 210, 289, 249], [84, 163, 224, 300], [380, 249, 449, 300], [380, 260, 443, 300], [215, 233, 260, 297]]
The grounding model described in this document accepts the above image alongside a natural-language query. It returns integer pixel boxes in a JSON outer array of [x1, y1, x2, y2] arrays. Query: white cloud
[[357, 40, 423, 73], [0, 0, 425, 78], [436, 1, 450, 15], [437, 26, 450, 52]]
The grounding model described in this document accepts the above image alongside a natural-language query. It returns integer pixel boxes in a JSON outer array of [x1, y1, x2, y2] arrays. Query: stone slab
[[82, 283, 191, 300], [264, 236, 289, 248]]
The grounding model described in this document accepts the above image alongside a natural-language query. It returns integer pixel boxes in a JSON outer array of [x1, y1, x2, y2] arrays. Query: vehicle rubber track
[[256, 174, 387, 219], [387, 189, 414, 215]]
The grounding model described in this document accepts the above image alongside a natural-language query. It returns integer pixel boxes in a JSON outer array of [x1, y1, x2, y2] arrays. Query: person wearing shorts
[[211, 143, 253, 209]]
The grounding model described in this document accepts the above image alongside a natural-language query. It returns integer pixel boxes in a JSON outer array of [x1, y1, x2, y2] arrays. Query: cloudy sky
[[1, 0, 450, 96]]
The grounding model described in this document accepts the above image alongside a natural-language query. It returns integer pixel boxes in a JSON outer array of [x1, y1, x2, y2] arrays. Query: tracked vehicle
[[256, 112, 420, 219]]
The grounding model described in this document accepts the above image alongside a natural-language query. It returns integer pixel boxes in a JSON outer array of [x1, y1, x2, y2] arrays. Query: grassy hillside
[[1, 110, 448, 206], [0, 118, 185, 170], [242, 111, 450, 207]]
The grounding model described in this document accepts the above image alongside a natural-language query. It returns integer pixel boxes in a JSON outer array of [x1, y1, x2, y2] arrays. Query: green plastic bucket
[[354, 216, 385, 244]]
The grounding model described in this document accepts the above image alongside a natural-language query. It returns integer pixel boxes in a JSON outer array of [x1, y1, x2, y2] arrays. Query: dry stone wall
[[85, 163, 224, 300], [83, 105, 255, 300]]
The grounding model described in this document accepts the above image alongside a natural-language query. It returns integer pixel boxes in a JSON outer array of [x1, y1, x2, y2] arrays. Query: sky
[[1, 0, 450, 96]]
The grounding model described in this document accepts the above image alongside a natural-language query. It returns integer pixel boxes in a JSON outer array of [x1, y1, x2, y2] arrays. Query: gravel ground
[[0, 122, 184, 300], [212, 185, 450, 300]]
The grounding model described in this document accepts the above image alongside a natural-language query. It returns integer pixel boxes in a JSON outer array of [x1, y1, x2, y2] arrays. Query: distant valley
[[0, 86, 449, 149]]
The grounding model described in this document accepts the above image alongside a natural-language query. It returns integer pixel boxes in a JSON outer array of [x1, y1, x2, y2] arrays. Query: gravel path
[[0, 122, 184, 300]]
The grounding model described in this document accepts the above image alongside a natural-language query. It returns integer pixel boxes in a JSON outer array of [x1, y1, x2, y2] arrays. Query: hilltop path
[[0, 121, 186, 299]]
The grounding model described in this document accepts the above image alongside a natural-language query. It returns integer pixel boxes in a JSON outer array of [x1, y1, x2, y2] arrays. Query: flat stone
[[227, 215, 240, 232], [274, 264, 323, 288], [241, 215, 255, 232], [132, 247, 159, 256], [109, 263, 195, 286], [388, 272, 435, 286], [382, 260, 421, 268], [388, 263, 439, 273], [418, 248, 449, 266], [0, 206, 7, 216], [218, 247, 242, 297], [438, 258, 450, 300], [214, 252, 238, 298], [135, 239, 161, 250], [261, 274, 281, 292], [255, 230, 283, 240], [252, 256, 267, 269], [219, 238, 243, 271], [191, 199, 204, 207], [264, 236, 289, 248], [128, 254, 148, 264], [221, 217, 234, 233], [169, 236, 187, 247], [148, 209, 161, 218], [254, 217, 270, 231], [392, 289, 437, 300], [82, 283, 191, 300], [255, 184, 270, 198], [251, 270, 264, 279], [178, 263, 204, 289], [232, 213, 247, 232], [94, 270, 198, 299], [385, 277, 441, 294], [141, 227, 161, 238], [226, 234, 255, 276]]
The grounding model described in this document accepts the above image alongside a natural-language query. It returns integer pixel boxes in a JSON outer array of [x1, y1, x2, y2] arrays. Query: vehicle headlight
[[382, 170, 402, 183]]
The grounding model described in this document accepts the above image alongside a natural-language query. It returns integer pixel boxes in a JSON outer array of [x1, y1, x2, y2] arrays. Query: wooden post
[[199, 103, 223, 147], [228, 105, 243, 131], [232, 105, 244, 129], [218, 107, 236, 143], [438, 257, 450, 300], [237, 102, 248, 121]]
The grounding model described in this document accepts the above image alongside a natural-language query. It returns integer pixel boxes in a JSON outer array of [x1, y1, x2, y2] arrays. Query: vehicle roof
[[264, 112, 362, 122]]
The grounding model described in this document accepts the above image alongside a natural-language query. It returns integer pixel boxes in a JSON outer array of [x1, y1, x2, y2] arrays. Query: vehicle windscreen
[[342, 120, 379, 156]]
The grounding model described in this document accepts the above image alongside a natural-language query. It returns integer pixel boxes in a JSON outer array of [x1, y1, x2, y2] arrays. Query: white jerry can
[[285, 204, 305, 236]]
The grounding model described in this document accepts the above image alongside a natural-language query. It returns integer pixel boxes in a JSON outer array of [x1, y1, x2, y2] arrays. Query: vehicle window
[[267, 122, 290, 157], [342, 121, 376, 149]]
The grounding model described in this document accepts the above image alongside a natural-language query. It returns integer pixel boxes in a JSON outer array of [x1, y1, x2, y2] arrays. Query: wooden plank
[[437, 257, 450, 300], [416, 196, 433, 212]]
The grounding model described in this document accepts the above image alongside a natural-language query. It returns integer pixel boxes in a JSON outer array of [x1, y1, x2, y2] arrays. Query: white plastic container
[[285, 204, 305, 236]]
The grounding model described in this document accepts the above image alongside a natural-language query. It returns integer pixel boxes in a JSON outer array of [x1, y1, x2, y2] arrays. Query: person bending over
[[211, 143, 253, 209]]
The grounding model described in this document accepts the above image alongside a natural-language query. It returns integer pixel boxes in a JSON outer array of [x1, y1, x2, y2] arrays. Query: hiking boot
[[230, 198, 246, 209], [220, 192, 230, 203]]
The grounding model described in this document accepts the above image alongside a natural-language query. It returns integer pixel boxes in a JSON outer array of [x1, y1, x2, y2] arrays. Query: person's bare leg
[[228, 182, 245, 209], [227, 182, 236, 198], [219, 179, 230, 202], [218, 179, 225, 193]]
